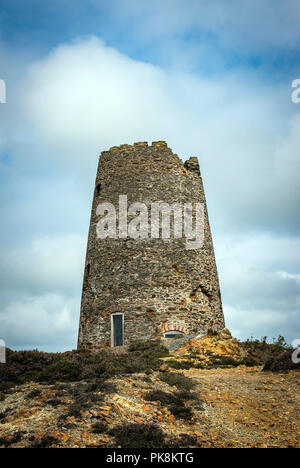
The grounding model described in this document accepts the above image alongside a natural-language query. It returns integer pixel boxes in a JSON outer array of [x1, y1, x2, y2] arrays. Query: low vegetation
[[240, 335, 292, 365], [158, 371, 195, 391], [0, 336, 297, 396], [0, 341, 169, 393], [108, 423, 198, 448], [27, 434, 60, 449], [144, 388, 200, 421], [0, 335, 298, 448], [263, 349, 300, 372]]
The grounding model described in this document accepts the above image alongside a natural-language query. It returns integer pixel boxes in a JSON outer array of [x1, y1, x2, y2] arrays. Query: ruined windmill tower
[[78, 141, 225, 349]]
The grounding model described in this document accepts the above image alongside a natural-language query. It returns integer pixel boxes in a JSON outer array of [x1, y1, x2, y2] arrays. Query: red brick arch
[[161, 322, 187, 333]]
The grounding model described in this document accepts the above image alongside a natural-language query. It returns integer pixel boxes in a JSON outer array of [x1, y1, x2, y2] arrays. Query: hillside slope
[[0, 332, 299, 448]]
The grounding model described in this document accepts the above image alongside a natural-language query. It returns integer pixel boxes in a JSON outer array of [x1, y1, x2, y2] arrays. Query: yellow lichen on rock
[[172, 328, 251, 366], [152, 141, 167, 146]]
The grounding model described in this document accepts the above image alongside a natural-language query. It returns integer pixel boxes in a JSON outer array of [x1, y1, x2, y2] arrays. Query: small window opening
[[86, 264, 90, 277], [111, 313, 124, 347], [96, 183, 102, 195], [81, 322, 85, 340], [164, 330, 184, 339]]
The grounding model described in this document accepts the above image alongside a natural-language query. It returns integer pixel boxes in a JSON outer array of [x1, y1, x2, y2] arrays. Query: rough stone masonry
[[78, 141, 225, 349]]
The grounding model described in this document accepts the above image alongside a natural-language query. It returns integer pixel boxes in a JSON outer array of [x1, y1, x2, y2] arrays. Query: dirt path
[[182, 366, 300, 447], [0, 366, 299, 448]]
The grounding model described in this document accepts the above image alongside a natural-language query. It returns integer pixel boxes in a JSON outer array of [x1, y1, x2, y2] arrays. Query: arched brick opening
[[161, 322, 187, 338]]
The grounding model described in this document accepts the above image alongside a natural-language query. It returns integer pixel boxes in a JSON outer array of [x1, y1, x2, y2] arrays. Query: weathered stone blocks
[[78, 141, 225, 349]]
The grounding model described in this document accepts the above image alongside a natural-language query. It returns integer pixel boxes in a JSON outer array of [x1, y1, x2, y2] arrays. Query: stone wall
[[78, 141, 225, 349]]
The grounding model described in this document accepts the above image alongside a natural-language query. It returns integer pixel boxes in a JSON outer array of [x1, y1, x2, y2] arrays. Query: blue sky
[[0, 0, 299, 351]]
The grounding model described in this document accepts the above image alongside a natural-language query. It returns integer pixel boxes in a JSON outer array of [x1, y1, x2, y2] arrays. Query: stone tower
[[78, 141, 225, 349]]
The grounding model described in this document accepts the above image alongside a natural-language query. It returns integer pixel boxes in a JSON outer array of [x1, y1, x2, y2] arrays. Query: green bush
[[263, 350, 300, 372], [38, 361, 83, 383], [109, 423, 199, 448], [67, 389, 103, 418], [144, 389, 196, 421], [159, 372, 195, 391], [166, 359, 193, 370], [0, 346, 168, 393], [210, 356, 240, 367], [128, 340, 169, 358], [145, 389, 182, 406], [167, 433, 198, 447], [240, 335, 291, 365], [168, 404, 193, 420], [109, 423, 165, 448]]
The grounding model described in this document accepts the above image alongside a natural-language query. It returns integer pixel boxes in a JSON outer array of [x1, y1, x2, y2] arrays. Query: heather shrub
[[46, 398, 63, 407], [128, 340, 169, 359], [168, 404, 193, 420], [167, 359, 194, 370], [109, 423, 198, 448], [109, 423, 165, 448], [85, 379, 116, 393], [144, 389, 196, 421], [25, 389, 41, 399], [210, 356, 241, 367], [0, 346, 167, 392], [241, 335, 291, 365], [38, 361, 83, 383], [263, 350, 300, 372], [27, 434, 59, 448], [59, 381, 110, 418], [176, 389, 198, 401], [92, 421, 107, 434], [67, 396, 89, 418], [159, 372, 195, 391], [145, 389, 182, 406], [167, 433, 198, 447]]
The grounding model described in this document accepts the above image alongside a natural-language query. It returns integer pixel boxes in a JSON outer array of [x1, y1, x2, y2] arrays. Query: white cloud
[[22, 37, 176, 169], [20, 36, 300, 234], [277, 271, 300, 284], [217, 233, 300, 343], [225, 304, 299, 343], [0, 234, 85, 295], [0, 293, 79, 352], [0, 234, 84, 351], [111, 0, 300, 53]]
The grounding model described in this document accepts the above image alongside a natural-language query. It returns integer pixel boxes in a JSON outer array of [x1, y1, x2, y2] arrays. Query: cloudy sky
[[0, 0, 299, 351]]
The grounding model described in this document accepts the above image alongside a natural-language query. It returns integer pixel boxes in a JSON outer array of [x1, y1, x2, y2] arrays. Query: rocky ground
[[0, 331, 299, 448]]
